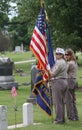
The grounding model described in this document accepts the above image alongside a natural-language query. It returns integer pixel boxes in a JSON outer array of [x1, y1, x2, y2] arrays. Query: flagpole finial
[[40, 0, 44, 7], [45, 10, 49, 21]]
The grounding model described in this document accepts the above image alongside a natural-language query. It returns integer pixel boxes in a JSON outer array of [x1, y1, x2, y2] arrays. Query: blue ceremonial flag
[[46, 24, 55, 68], [32, 70, 51, 116]]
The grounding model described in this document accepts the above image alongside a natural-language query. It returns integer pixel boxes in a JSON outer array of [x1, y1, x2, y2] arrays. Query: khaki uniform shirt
[[67, 61, 77, 79], [51, 58, 67, 79]]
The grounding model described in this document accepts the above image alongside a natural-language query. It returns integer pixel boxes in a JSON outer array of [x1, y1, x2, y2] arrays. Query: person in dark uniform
[[47, 48, 68, 124], [65, 48, 79, 121]]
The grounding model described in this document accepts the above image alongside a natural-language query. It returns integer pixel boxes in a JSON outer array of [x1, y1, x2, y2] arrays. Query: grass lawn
[[0, 51, 82, 130], [0, 51, 35, 62]]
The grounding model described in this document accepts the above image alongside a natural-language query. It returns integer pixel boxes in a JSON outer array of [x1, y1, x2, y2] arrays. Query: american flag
[[11, 86, 18, 97], [30, 7, 48, 80]]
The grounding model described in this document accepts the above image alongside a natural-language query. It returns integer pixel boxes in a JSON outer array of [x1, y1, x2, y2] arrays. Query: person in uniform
[[47, 47, 68, 124], [65, 48, 79, 121]]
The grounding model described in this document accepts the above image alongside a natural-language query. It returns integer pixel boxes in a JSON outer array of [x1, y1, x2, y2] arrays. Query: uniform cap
[[56, 48, 65, 55]]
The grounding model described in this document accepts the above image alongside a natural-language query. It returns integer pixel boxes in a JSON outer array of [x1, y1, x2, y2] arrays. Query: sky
[[8, 2, 18, 19]]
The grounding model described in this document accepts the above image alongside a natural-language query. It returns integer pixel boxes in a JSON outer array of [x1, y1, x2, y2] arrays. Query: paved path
[[8, 123, 42, 129], [14, 59, 36, 64], [8, 124, 24, 129]]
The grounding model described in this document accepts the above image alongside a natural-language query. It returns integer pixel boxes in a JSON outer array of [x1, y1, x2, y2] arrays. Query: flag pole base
[[27, 93, 36, 104]]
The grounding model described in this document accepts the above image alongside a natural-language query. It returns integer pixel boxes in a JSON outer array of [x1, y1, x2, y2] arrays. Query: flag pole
[[40, 0, 49, 21], [14, 97, 17, 128], [11, 85, 18, 128], [40, 0, 53, 123], [47, 82, 53, 122]]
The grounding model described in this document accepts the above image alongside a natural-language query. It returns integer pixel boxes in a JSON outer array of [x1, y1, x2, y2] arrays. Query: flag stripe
[[30, 45, 47, 69], [30, 26, 47, 70], [31, 37, 46, 59], [33, 26, 46, 50]]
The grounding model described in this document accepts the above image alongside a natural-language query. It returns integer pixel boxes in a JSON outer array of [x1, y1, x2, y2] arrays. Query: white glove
[[46, 64, 50, 70]]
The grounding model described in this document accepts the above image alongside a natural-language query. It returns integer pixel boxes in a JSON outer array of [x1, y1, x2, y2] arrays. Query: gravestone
[[0, 57, 18, 90], [27, 63, 37, 104], [15, 46, 21, 52], [15, 44, 23, 53], [0, 105, 7, 130], [23, 103, 33, 126], [30, 63, 37, 91], [20, 43, 23, 53]]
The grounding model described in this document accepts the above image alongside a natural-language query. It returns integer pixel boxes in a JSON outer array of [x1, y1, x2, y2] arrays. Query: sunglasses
[[56, 53, 62, 55], [65, 54, 70, 56]]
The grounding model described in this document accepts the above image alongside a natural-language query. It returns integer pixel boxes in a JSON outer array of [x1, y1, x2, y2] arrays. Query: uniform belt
[[50, 78, 66, 81]]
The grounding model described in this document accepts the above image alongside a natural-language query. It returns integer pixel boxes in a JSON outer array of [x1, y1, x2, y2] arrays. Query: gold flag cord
[[45, 10, 49, 21]]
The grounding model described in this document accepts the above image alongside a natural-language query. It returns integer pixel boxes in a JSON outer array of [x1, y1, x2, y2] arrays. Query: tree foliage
[[45, 0, 82, 51], [0, 0, 12, 51], [0, 0, 10, 29], [8, 0, 41, 50], [0, 0, 82, 51], [0, 31, 11, 51]]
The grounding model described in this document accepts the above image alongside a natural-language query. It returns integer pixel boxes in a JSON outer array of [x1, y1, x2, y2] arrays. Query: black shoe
[[69, 119, 75, 121], [54, 120, 65, 124], [74, 118, 79, 121], [68, 117, 75, 121], [69, 118, 79, 121]]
